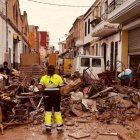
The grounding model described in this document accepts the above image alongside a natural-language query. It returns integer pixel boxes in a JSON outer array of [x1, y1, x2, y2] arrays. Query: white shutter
[[128, 27, 140, 54]]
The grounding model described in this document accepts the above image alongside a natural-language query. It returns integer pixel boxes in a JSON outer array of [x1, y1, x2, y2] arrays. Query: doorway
[[101, 43, 107, 70]]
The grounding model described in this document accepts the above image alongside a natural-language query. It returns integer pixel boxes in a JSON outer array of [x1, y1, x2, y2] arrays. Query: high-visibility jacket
[[40, 74, 63, 89]]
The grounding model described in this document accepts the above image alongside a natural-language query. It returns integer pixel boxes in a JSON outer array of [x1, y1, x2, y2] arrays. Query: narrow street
[[1, 0, 140, 139]]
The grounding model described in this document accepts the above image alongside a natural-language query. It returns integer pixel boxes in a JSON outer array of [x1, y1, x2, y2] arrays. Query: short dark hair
[[47, 65, 55, 76], [48, 65, 55, 70], [3, 61, 8, 66]]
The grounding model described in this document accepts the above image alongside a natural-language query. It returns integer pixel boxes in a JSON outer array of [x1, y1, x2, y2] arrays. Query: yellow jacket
[[40, 74, 63, 88]]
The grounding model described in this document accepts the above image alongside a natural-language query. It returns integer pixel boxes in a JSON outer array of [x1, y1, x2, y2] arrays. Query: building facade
[[83, 6, 93, 55], [39, 31, 49, 62], [91, 0, 121, 71], [73, 15, 84, 56], [107, 0, 140, 71], [0, 0, 30, 67], [58, 40, 66, 55], [0, 0, 6, 65], [29, 25, 39, 53]]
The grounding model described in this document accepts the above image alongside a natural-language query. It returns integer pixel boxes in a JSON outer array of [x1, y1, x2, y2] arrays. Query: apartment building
[[10, 0, 30, 68], [58, 40, 66, 55], [0, 0, 6, 65], [65, 27, 74, 58], [73, 15, 84, 55], [29, 25, 39, 53], [91, 0, 120, 71], [21, 11, 30, 53], [107, 0, 140, 71], [83, 6, 93, 55], [39, 31, 49, 62], [0, 0, 30, 68], [64, 15, 84, 58]]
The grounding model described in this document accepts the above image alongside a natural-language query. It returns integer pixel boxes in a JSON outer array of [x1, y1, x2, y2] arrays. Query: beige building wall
[[39, 47, 46, 63]]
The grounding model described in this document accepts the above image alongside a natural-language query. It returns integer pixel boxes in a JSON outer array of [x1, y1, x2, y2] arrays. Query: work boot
[[45, 128, 51, 135], [57, 124, 64, 134], [57, 129, 64, 134]]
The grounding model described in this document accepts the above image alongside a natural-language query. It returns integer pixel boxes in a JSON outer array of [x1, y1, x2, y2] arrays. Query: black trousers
[[43, 90, 61, 112]]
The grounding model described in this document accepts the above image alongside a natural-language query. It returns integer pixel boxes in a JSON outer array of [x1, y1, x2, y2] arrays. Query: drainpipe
[[6, 0, 8, 52], [5, 0, 11, 67]]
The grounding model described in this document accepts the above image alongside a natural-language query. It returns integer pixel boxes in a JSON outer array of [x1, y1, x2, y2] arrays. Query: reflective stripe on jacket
[[39, 74, 63, 88]]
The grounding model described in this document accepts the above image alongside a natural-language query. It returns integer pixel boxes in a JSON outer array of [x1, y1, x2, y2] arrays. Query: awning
[[13, 33, 22, 41]]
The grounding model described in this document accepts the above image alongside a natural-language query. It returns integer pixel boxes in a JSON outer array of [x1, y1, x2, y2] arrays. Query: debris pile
[[0, 69, 44, 134], [0, 69, 140, 136], [61, 73, 140, 125], [96, 93, 139, 124]]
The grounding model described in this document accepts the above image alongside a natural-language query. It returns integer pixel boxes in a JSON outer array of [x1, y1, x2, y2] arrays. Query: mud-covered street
[[1, 114, 140, 140], [1, 0, 140, 140]]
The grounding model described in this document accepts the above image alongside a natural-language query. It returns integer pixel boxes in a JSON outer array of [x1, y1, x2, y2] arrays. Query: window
[[96, 43, 98, 56], [13, 4, 18, 25], [13, 5, 16, 20], [92, 59, 101, 67], [88, 19, 90, 34], [85, 22, 87, 36], [105, 0, 108, 13], [81, 58, 90, 67]]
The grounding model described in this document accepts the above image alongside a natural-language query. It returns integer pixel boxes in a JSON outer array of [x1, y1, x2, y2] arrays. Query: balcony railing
[[108, 0, 128, 14], [92, 21, 119, 37]]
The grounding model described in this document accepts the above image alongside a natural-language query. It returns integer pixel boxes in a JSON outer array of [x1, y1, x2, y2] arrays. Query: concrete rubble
[[0, 67, 44, 135], [0, 70, 140, 139], [60, 72, 140, 139]]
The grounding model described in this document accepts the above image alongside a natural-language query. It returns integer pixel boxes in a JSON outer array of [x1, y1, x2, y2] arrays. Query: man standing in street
[[38, 65, 63, 134], [0, 61, 11, 86]]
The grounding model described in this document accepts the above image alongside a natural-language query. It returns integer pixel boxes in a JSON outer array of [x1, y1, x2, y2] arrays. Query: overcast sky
[[19, 0, 94, 50]]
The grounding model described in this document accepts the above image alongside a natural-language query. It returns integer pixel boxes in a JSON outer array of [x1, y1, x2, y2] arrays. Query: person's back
[[0, 61, 10, 75], [38, 65, 63, 134], [118, 69, 132, 86]]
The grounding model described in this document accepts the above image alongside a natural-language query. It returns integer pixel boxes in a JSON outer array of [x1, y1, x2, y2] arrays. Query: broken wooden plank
[[0, 123, 3, 135], [100, 132, 118, 136], [89, 87, 113, 99], [61, 78, 83, 94], [29, 97, 36, 109]]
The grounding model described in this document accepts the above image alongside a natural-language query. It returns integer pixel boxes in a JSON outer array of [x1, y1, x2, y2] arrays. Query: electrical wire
[[26, 0, 91, 7]]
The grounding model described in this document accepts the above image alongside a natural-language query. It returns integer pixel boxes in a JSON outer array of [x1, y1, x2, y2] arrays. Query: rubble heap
[[0, 70, 140, 136], [61, 75, 140, 125]]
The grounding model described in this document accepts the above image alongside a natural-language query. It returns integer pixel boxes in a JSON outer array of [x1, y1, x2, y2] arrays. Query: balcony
[[92, 21, 119, 37], [108, 0, 140, 23]]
